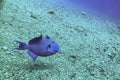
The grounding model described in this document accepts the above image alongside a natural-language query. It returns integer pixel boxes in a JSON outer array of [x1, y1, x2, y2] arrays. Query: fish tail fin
[[13, 41, 28, 50]]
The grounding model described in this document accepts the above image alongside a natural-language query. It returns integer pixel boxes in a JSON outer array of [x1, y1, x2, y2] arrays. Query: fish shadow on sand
[[25, 62, 53, 72]]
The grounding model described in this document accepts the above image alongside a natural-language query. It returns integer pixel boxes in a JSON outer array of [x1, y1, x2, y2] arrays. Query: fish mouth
[[54, 46, 60, 53]]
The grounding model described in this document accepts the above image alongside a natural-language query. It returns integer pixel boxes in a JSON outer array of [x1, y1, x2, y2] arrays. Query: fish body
[[14, 35, 60, 61]]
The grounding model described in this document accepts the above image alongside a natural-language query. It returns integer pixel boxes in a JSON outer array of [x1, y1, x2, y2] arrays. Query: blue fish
[[14, 35, 60, 61]]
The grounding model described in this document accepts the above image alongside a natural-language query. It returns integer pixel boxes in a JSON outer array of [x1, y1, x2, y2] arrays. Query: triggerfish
[[14, 35, 60, 61]]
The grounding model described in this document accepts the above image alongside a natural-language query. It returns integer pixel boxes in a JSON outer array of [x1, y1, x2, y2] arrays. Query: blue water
[[69, 0, 120, 23]]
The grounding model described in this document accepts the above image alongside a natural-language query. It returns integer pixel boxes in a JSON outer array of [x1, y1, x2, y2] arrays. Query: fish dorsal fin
[[46, 35, 50, 39], [29, 35, 42, 45]]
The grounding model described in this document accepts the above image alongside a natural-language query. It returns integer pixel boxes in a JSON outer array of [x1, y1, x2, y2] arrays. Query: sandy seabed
[[0, 0, 120, 80]]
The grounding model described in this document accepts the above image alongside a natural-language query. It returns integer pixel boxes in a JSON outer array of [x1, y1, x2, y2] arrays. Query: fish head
[[46, 39, 60, 55], [28, 35, 60, 56]]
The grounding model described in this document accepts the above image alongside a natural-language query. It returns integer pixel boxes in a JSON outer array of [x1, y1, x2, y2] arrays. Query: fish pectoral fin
[[27, 50, 38, 61]]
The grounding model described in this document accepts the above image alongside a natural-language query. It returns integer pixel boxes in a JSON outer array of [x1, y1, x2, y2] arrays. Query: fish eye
[[48, 44, 51, 48]]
